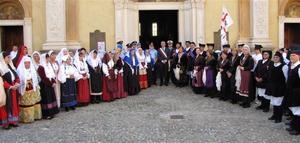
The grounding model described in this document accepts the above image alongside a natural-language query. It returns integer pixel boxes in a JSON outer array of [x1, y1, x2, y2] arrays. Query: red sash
[[158, 48, 167, 59]]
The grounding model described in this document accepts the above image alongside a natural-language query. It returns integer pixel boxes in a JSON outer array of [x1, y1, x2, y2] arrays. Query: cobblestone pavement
[[1, 85, 300, 143]]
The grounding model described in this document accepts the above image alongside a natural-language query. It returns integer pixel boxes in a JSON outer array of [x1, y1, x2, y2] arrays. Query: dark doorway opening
[[139, 10, 178, 49], [284, 23, 300, 49], [0, 26, 23, 52]]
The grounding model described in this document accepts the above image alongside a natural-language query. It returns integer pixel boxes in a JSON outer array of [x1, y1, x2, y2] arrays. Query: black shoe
[[243, 104, 250, 108], [65, 107, 69, 112], [3, 125, 11, 130], [10, 124, 19, 128], [286, 127, 294, 132], [268, 116, 275, 120], [289, 130, 300, 135], [165, 83, 168, 86], [70, 107, 76, 110], [263, 108, 269, 112], [274, 119, 282, 123], [239, 102, 245, 106], [204, 94, 209, 97], [256, 105, 263, 110], [160, 83, 163, 86], [231, 101, 237, 104]]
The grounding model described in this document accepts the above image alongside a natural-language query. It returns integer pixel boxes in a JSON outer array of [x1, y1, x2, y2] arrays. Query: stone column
[[237, 0, 250, 45], [184, 0, 205, 44], [23, 18, 32, 53], [248, 0, 272, 50], [43, 0, 80, 51]]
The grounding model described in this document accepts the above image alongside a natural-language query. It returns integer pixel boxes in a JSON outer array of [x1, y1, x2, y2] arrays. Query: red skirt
[[239, 70, 251, 97], [102, 76, 118, 102], [77, 78, 90, 104], [117, 73, 128, 98], [0, 89, 19, 126], [139, 74, 148, 89]]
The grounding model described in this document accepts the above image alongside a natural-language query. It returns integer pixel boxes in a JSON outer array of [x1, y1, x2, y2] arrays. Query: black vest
[[287, 64, 300, 106]]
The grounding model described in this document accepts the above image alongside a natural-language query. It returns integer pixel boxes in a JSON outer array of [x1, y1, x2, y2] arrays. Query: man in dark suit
[[157, 41, 171, 86]]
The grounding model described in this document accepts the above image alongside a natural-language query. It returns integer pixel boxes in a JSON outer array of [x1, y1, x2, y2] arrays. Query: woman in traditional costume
[[74, 52, 90, 106], [102, 52, 118, 101], [123, 49, 141, 95], [37, 54, 59, 119], [87, 50, 103, 103], [48, 50, 61, 108], [17, 56, 42, 123], [0, 52, 20, 129], [114, 49, 127, 98], [236, 45, 254, 108], [32, 51, 41, 70], [192, 47, 206, 94], [58, 55, 80, 111], [145, 49, 154, 87], [227, 48, 241, 104], [217, 52, 231, 101], [136, 48, 148, 89], [173, 46, 188, 87], [203, 50, 217, 97], [56, 48, 69, 65]]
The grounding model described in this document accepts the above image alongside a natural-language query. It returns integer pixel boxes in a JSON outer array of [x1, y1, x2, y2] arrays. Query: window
[[152, 22, 158, 36]]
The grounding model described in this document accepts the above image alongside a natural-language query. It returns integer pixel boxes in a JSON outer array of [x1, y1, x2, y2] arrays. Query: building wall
[[269, 0, 279, 49], [77, 0, 115, 51], [205, 0, 239, 48], [31, 0, 46, 51], [28, 0, 280, 51]]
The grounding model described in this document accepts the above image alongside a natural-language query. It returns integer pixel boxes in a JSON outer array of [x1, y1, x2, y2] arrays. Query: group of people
[[0, 40, 299, 136]]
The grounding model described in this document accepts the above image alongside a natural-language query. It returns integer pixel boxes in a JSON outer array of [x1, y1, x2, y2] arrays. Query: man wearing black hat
[[254, 50, 273, 112], [285, 45, 300, 135], [265, 51, 288, 123], [250, 44, 263, 102]]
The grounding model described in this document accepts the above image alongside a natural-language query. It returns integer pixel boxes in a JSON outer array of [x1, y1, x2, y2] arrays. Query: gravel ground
[[0, 85, 299, 143]]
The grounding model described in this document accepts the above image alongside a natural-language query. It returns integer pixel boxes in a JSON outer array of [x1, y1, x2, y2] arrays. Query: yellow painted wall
[[269, 0, 279, 50], [31, 0, 46, 52], [205, 0, 239, 48], [77, 0, 115, 51], [28, 0, 280, 52]]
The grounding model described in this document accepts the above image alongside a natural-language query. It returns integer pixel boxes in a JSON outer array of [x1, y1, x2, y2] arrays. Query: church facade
[[0, 0, 299, 52]]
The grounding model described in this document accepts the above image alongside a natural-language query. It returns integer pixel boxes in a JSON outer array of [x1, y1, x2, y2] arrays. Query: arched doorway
[[278, 0, 300, 49], [0, 0, 32, 52]]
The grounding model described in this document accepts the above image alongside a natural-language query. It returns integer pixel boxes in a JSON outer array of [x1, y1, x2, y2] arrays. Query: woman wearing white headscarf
[[236, 44, 254, 108], [58, 55, 80, 111], [136, 48, 148, 89], [32, 51, 41, 70], [56, 48, 69, 65], [87, 50, 103, 103], [17, 56, 42, 123], [74, 51, 90, 105], [0, 52, 20, 129], [37, 53, 59, 119], [48, 50, 61, 108]]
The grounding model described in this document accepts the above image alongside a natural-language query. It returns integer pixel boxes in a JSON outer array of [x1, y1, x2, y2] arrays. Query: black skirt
[[39, 82, 59, 117]]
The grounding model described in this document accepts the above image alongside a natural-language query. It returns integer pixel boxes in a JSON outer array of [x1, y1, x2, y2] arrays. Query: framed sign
[[90, 30, 106, 51]]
